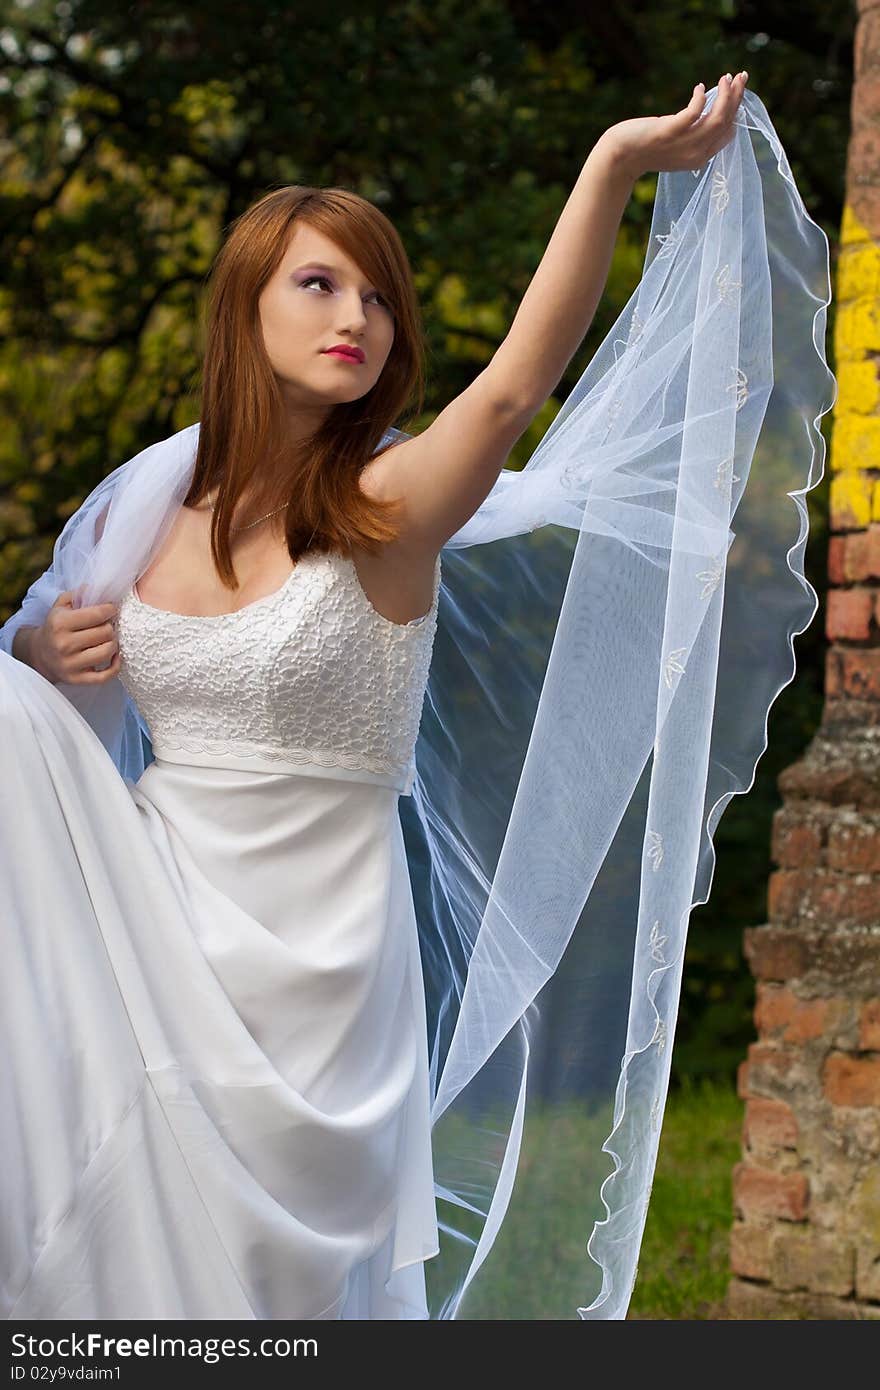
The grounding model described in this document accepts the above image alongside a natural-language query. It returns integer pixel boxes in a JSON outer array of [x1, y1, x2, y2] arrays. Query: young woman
[[0, 73, 831, 1320]]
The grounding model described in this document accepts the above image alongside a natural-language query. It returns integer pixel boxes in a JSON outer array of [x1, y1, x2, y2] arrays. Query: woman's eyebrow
[[293, 261, 376, 290]]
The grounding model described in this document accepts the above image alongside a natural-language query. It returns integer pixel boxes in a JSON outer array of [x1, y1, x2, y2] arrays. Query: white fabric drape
[[0, 656, 438, 1319]]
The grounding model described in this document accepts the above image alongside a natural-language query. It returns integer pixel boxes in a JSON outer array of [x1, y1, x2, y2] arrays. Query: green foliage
[[0, 0, 853, 1079]]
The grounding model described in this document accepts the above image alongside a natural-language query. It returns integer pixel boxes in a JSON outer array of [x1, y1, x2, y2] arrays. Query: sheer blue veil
[[0, 85, 835, 1319]]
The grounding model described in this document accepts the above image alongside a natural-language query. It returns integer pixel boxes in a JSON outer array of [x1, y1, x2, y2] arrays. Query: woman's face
[[258, 223, 396, 414]]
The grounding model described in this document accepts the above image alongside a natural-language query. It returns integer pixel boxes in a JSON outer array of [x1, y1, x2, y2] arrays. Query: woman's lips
[[323, 349, 364, 363]]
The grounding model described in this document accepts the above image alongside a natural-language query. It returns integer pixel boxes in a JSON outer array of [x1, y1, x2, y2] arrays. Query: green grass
[[628, 1076, 743, 1319], [425, 1076, 743, 1319]]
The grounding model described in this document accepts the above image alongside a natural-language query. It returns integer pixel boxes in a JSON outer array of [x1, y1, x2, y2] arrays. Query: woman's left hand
[[603, 72, 749, 183]]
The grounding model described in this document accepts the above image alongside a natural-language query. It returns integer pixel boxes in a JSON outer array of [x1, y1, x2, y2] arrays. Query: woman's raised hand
[[604, 72, 749, 183], [31, 590, 121, 684]]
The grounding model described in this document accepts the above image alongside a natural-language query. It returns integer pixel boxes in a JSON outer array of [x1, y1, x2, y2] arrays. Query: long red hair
[[184, 185, 427, 590]]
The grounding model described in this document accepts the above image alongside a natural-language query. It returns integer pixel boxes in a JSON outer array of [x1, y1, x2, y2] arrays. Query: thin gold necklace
[[207, 500, 287, 532]]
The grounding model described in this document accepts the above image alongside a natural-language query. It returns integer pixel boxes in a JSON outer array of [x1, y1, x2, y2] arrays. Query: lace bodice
[[116, 548, 441, 796]]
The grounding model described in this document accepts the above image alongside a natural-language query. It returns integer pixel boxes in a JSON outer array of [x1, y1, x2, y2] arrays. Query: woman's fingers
[[699, 72, 747, 158], [706, 79, 728, 132], [717, 71, 747, 121], [687, 84, 707, 117], [69, 618, 117, 657], [75, 647, 122, 684], [624, 70, 748, 175], [672, 86, 705, 129], [65, 601, 118, 632], [75, 634, 118, 671], [702, 72, 745, 131]]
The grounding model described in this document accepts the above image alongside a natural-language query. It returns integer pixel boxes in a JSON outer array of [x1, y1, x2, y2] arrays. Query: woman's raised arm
[[368, 72, 748, 555]]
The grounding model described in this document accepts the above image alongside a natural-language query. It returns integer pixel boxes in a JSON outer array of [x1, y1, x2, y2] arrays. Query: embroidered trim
[[710, 168, 730, 213], [663, 645, 687, 689], [613, 308, 646, 361], [151, 733, 408, 777], [695, 552, 724, 600], [714, 456, 741, 495], [715, 262, 742, 305], [648, 919, 668, 965], [646, 829, 664, 872], [727, 365, 749, 412], [654, 218, 683, 261]]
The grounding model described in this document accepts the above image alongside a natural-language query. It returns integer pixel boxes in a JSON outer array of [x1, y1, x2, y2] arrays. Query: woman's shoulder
[[358, 437, 413, 503]]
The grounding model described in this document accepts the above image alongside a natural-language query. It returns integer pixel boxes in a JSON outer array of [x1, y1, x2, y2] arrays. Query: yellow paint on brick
[[828, 202, 878, 514], [830, 472, 873, 529], [830, 204, 880, 496], [837, 241, 880, 303], [834, 361, 880, 416], [841, 203, 872, 247], [831, 413, 880, 469], [834, 299, 880, 361]]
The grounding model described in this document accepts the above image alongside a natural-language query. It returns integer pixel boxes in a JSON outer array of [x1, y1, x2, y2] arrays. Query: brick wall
[[727, 0, 880, 1320]]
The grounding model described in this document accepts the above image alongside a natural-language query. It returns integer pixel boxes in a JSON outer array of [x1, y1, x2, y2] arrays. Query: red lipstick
[[323, 344, 365, 364]]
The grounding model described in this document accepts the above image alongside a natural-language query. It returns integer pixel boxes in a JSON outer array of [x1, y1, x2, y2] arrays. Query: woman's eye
[[301, 275, 389, 308]]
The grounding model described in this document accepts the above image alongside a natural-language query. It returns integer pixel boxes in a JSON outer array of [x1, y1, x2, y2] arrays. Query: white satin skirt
[[0, 652, 440, 1320]]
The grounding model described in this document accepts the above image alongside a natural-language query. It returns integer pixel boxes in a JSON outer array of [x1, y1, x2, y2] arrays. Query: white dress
[[1, 545, 443, 1321]]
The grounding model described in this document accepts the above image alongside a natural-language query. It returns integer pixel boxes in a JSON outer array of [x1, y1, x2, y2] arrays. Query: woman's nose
[[337, 294, 368, 331]]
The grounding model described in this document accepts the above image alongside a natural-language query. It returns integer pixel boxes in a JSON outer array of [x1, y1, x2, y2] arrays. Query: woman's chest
[[114, 547, 440, 783], [119, 552, 354, 702], [133, 504, 439, 627], [116, 548, 439, 725], [132, 505, 297, 618]]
